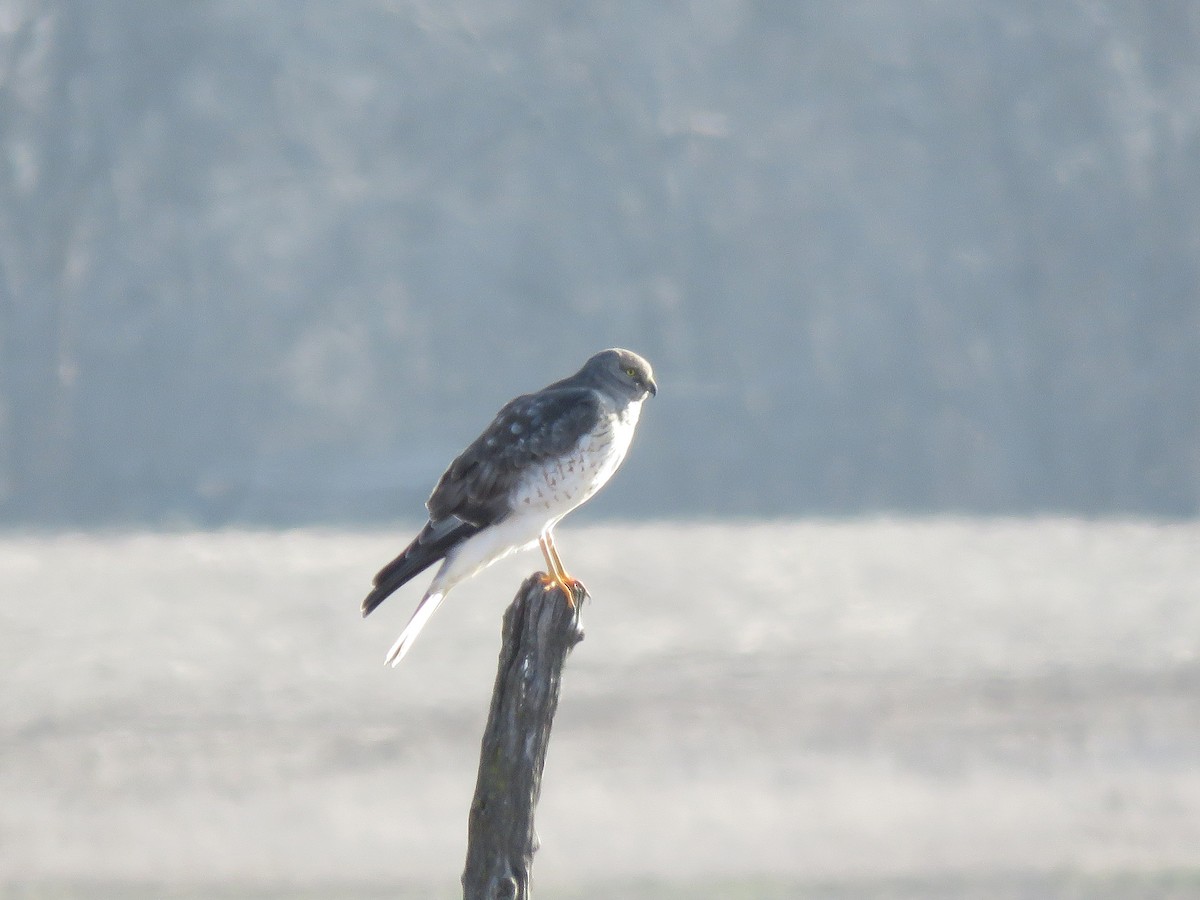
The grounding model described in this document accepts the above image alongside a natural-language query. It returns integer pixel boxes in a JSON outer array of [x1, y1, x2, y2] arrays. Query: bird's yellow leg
[[544, 530, 573, 582], [537, 535, 560, 580], [537, 533, 579, 608], [545, 531, 584, 605]]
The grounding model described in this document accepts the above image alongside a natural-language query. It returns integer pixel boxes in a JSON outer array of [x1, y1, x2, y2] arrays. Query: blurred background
[[1, 0, 1198, 528], [3, 2, 1200, 899]]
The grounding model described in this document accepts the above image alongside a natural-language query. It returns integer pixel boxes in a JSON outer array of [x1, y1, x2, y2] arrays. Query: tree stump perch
[[461, 574, 586, 900]]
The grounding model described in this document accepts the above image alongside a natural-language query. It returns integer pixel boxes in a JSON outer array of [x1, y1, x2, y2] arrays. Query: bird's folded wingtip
[[361, 585, 389, 618]]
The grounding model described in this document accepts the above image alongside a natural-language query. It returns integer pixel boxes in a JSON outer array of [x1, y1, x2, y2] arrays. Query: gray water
[[3, 519, 1199, 898]]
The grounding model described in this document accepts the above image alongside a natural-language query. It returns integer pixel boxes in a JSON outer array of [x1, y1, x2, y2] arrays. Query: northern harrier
[[362, 348, 656, 665]]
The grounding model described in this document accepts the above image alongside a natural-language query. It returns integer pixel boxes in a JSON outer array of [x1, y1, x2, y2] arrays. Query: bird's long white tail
[[384, 591, 446, 666]]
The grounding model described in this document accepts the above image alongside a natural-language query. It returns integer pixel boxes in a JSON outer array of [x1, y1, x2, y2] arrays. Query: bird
[[362, 348, 656, 666]]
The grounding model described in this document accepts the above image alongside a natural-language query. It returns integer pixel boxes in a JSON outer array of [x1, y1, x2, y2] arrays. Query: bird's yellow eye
[[624, 366, 638, 378]]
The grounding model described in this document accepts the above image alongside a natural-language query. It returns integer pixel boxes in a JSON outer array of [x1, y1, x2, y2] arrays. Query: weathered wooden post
[[461, 574, 586, 900]]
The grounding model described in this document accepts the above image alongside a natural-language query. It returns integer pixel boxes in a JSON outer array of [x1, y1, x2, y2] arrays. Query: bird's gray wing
[[427, 386, 604, 526], [361, 516, 480, 617]]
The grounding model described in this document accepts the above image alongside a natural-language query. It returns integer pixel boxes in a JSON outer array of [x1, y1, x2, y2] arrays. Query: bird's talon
[[564, 579, 587, 609], [536, 572, 583, 607]]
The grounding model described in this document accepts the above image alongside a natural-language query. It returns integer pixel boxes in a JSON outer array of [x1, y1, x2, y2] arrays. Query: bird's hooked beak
[[646, 376, 657, 398]]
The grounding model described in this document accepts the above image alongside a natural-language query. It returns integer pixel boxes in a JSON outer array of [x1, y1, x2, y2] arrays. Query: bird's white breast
[[510, 398, 643, 522], [430, 398, 644, 597]]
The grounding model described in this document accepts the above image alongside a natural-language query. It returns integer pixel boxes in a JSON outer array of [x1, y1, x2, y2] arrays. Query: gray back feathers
[[425, 348, 655, 528]]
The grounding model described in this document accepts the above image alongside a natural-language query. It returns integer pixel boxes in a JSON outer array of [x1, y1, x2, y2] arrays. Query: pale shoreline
[[2, 519, 1198, 897]]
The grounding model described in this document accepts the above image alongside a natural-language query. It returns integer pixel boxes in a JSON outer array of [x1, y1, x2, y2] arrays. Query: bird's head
[[584, 348, 657, 402]]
